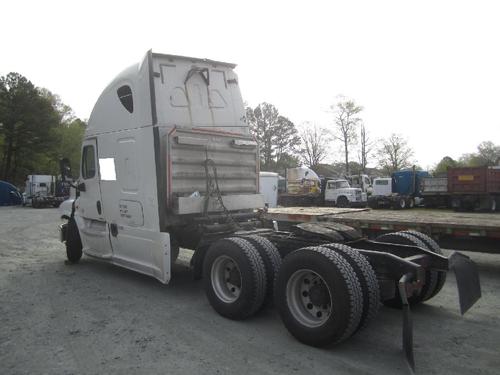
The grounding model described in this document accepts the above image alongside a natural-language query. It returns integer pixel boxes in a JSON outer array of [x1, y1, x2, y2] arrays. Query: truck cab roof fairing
[[86, 51, 245, 137]]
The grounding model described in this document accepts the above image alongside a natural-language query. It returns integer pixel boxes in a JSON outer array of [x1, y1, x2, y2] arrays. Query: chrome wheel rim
[[211, 255, 241, 303], [286, 269, 332, 328]]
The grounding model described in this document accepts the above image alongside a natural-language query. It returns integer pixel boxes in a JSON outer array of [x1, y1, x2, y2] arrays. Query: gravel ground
[[1, 206, 499, 374]]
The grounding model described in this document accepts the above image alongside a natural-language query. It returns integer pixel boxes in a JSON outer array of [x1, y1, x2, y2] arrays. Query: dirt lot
[[1, 207, 499, 374]]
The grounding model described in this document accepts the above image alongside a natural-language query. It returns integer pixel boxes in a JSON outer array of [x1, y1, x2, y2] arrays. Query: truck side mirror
[[59, 158, 72, 181]]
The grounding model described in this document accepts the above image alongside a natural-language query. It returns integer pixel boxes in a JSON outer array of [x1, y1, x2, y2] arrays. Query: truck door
[[96, 129, 171, 284], [75, 138, 113, 258], [324, 181, 335, 203]]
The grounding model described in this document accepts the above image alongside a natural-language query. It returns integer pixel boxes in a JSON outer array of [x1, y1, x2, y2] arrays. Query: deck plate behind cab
[[294, 222, 362, 242], [264, 207, 369, 223]]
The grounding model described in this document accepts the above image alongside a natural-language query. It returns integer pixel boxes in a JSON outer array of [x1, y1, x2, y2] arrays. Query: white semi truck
[[24, 174, 69, 208], [279, 168, 367, 207], [59, 51, 480, 370], [324, 179, 367, 207]]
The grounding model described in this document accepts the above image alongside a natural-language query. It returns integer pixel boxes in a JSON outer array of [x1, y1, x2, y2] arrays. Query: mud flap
[[448, 251, 481, 315], [153, 232, 172, 284], [398, 252, 481, 373], [398, 273, 415, 373]]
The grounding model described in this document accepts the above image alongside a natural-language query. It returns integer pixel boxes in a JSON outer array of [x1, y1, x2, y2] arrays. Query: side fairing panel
[[86, 56, 153, 136]]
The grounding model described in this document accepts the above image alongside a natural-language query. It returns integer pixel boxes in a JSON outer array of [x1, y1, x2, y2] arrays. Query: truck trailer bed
[[264, 207, 500, 253]]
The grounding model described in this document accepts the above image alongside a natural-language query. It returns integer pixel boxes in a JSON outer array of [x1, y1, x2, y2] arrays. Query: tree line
[[247, 98, 499, 177], [247, 97, 418, 177], [0, 73, 85, 186], [1, 72, 498, 187]]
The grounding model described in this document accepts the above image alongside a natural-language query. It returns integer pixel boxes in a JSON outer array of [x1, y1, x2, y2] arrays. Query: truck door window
[[82, 145, 96, 179], [117, 85, 134, 113]]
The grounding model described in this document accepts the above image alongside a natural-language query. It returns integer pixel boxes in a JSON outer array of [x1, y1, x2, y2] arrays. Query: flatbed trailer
[[264, 207, 500, 253]]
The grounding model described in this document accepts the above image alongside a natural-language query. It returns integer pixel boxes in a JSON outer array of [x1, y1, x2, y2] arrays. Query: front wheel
[[336, 196, 350, 208], [66, 218, 82, 263]]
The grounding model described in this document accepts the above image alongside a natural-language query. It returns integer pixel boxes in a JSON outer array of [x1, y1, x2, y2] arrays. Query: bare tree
[[330, 96, 363, 175], [358, 123, 373, 173], [298, 122, 330, 168], [377, 133, 414, 174]]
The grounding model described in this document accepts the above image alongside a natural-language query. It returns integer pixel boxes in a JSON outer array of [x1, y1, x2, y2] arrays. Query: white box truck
[[58, 51, 480, 370]]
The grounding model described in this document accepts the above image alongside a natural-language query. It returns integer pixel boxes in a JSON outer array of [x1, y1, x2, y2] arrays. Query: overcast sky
[[1, 0, 499, 169]]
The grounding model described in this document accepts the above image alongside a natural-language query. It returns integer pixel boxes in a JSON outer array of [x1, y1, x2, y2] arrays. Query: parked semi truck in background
[[57, 51, 480, 370], [448, 166, 500, 211], [369, 169, 430, 209], [24, 174, 70, 208], [278, 167, 367, 207], [421, 166, 500, 211], [346, 174, 372, 195]]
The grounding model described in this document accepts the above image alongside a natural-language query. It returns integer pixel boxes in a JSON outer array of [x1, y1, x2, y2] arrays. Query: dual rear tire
[[376, 231, 445, 307], [274, 245, 379, 346], [203, 238, 380, 347], [203, 236, 281, 320]]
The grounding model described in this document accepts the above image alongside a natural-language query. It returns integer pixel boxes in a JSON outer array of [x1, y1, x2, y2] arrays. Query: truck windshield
[[336, 181, 350, 189]]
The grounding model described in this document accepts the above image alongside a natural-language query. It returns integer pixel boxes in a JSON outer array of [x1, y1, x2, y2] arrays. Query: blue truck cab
[[392, 170, 430, 196], [369, 169, 430, 209]]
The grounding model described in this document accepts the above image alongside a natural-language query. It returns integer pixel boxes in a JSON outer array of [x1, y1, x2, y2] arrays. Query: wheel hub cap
[[211, 255, 242, 303], [286, 270, 333, 327]]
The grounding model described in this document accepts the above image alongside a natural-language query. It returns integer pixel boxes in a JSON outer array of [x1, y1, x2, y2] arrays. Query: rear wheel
[[242, 235, 282, 307], [451, 197, 462, 211], [400, 230, 446, 299], [275, 246, 363, 346], [406, 198, 415, 209], [393, 197, 406, 210], [203, 237, 267, 320], [490, 198, 497, 212], [66, 218, 82, 263], [322, 243, 380, 331], [375, 232, 438, 307]]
